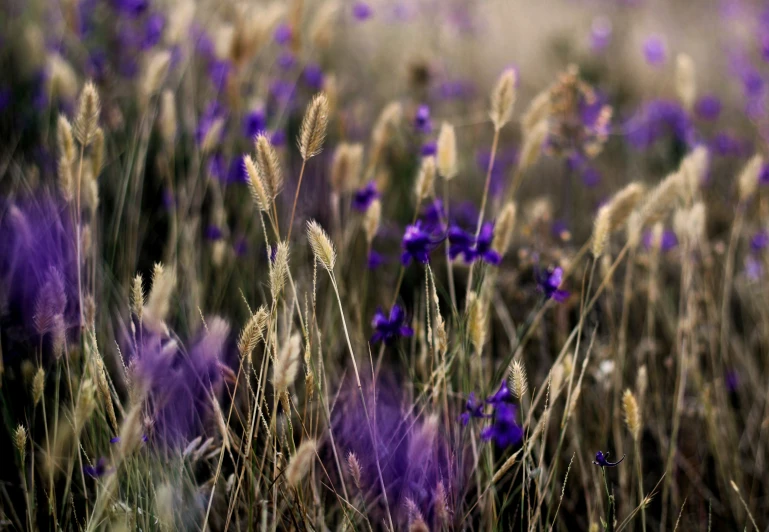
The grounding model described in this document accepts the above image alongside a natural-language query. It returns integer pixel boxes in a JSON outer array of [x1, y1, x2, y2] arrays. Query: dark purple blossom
[[142, 13, 165, 49], [371, 305, 413, 344], [481, 403, 523, 447], [475, 223, 501, 265], [642, 35, 666, 65], [414, 104, 432, 134], [205, 225, 223, 241], [760, 163, 769, 184], [695, 95, 721, 121], [401, 221, 444, 265], [486, 381, 512, 405], [277, 51, 296, 70], [270, 129, 286, 147], [367, 250, 385, 270], [303, 63, 324, 90], [593, 451, 625, 467], [352, 182, 379, 212], [448, 225, 475, 262], [113, 0, 149, 17], [242, 108, 266, 139], [459, 392, 487, 425], [421, 141, 437, 157], [269, 79, 296, 104], [751, 230, 769, 251], [590, 17, 612, 52], [274, 23, 292, 45], [83, 457, 111, 478], [625, 99, 693, 150], [209, 60, 231, 91], [537, 266, 569, 302], [352, 2, 373, 21]]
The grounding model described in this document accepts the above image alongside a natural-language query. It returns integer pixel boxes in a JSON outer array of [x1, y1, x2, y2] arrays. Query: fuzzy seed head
[[331, 143, 364, 193], [244, 155, 272, 211], [521, 89, 552, 136], [414, 156, 436, 202], [58, 155, 74, 202], [210, 391, 230, 451], [519, 119, 548, 170], [159, 90, 177, 147], [74, 81, 101, 147], [14, 425, 27, 462], [132, 273, 144, 321], [144, 263, 175, 329], [467, 291, 487, 356], [680, 145, 709, 203], [592, 205, 611, 258], [493, 201, 517, 255], [91, 127, 104, 177], [608, 182, 646, 232], [255, 133, 283, 197], [509, 360, 528, 399], [347, 452, 363, 490], [738, 154, 763, 202], [34, 267, 67, 335], [273, 332, 301, 397], [141, 50, 172, 102], [57, 115, 75, 163], [32, 367, 45, 406], [434, 481, 450, 525], [675, 53, 697, 111], [76, 379, 97, 431], [490, 69, 517, 131], [307, 220, 336, 271], [238, 306, 269, 359], [201, 118, 224, 154], [285, 439, 316, 487], [622, 389, 641, 441], [437, 122, 458, 179], [269, 242, 290, 301], [364, 199, 381, 244], [299, 93, 329, 160]]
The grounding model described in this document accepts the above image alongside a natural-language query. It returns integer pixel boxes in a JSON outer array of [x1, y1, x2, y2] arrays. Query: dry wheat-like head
[[244, 154, 272, 212], [159, 90, 177, 147], [414, 155, 436, 202], [299, 92, 329, 160], [330, 142, 364, 193], [255, 133, 283, 196], [131, 273, 144, 321], [14, 425, 27, 462], [675, 53, 696, 111], [347, 451, 363, 490], [509, 359, 528, 399], [306, 220, 336, 271], [521, 89, 552, 136], [57, 115, 75, 163], [273, 332, 301, 398], [437, 122, 458, 179], [493, 201, 516, 255], [74, 81, 101, 146], [269, 242, 290, 301], [519, 119, 548, 170], [364, 199, 381, 245], [144, 263, 175, 328], [32, 367, 45, 406], [738, 153, 763, 202], [467, 291, 487, 356], [285, 439, 316, 487], [91, 127, 104, 177], [141, 50, 172, 102], [622, 389, 641, 442], [238, 306, 269, 359], [490, 69, 517, 131]]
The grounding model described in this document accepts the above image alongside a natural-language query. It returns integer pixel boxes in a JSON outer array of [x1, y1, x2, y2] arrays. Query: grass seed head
[[299, 92, 329, 160], [490, 68, 517, 131], [74, 81, 101, 147], [285, 439, 316, 487], [437, 121, 458, 179], [307, 220, 337, 271]]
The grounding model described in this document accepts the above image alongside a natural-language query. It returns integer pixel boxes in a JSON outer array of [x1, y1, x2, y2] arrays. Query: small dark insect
[[593, 451, 625, 467]]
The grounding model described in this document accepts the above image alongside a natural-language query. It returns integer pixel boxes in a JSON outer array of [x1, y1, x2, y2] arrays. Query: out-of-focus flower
[[537, 266, 569, 302], [625, 99, 693, 150], [401, 221, 444, 265], [195, 101, 225, 146], [114, 0, 149, 18], [459, 392, 486, 425], [243, 108, 266, 139], [421, 141, 437, 157], [303, 63, 324, 90], [593, 451, 625, 467], [277, 51, 296, 70], [142, 13, 165, 49], [352, 2, 373, 21], [481, 402, 523, 447], [695, 95, 722, 121], [751, 230, 769, 251], [474, 223, 501, 265], [371, 305, 413, 344], [367, 249, 385, 270], [643, 35, 667, 65], [274, 23, 292, 46], [448, 225, 475, 262], [83, 457, 111, 478], [642, 229, 678, 251], [352, 182, 379, 212], [414, 104, 432, 134], [205, 225, 223, 241], [486, 381, 512, 405], [590, 17, 612, 52], [746, 255, 763, 280]]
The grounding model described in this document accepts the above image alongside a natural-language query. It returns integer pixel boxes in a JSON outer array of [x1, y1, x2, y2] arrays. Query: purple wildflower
[[746, 255, 763, 280], [695, 95, 722, 121], [537, 266, 569, 303], [625, 99, 693, 150], [760, 163, 769, 184], [303, 63, 325, 90], [242, 108, 266, 139], [475, 223, 501, 265], [142, 13, 165, 49], [401, 221, 444, 265], [593, 451, 625, 467], [481, 403, 523, 447], [642, 229, 678, 251], [274, 23, 292, 45], [205, 225, 223, 241], [643, 35, 666, 65], [448, 225, 475, 262], [113, 0, 149, 18], [352, 2, 373, 21], [195, 101, 225, 146], [421, 141, 437, 157], [277, 51, 296, 70], [414, 104, 432, 134], [352, 182, 379, 212], [751, 230, 769, 251], [486, 381, 512, 405], [590, 17, 612, 52], [459, 392, 487, 425], [83, 457, 111, 478], [367, 250, 385, 270], [371, 305, 414, 345]]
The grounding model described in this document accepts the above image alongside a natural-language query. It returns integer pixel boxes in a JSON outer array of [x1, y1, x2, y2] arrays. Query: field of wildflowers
[[2, 0, 769, 530]]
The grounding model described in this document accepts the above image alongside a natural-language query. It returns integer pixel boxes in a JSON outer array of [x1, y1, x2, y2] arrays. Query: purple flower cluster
[[536, 266, 570, 303], [460, 382, 523, 448], [371, 305, 414, 345], [401, 220, 445, 265], [352, 182, 379, 211], [448, 223, 501, 265], [624, 99, 693, 150]]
